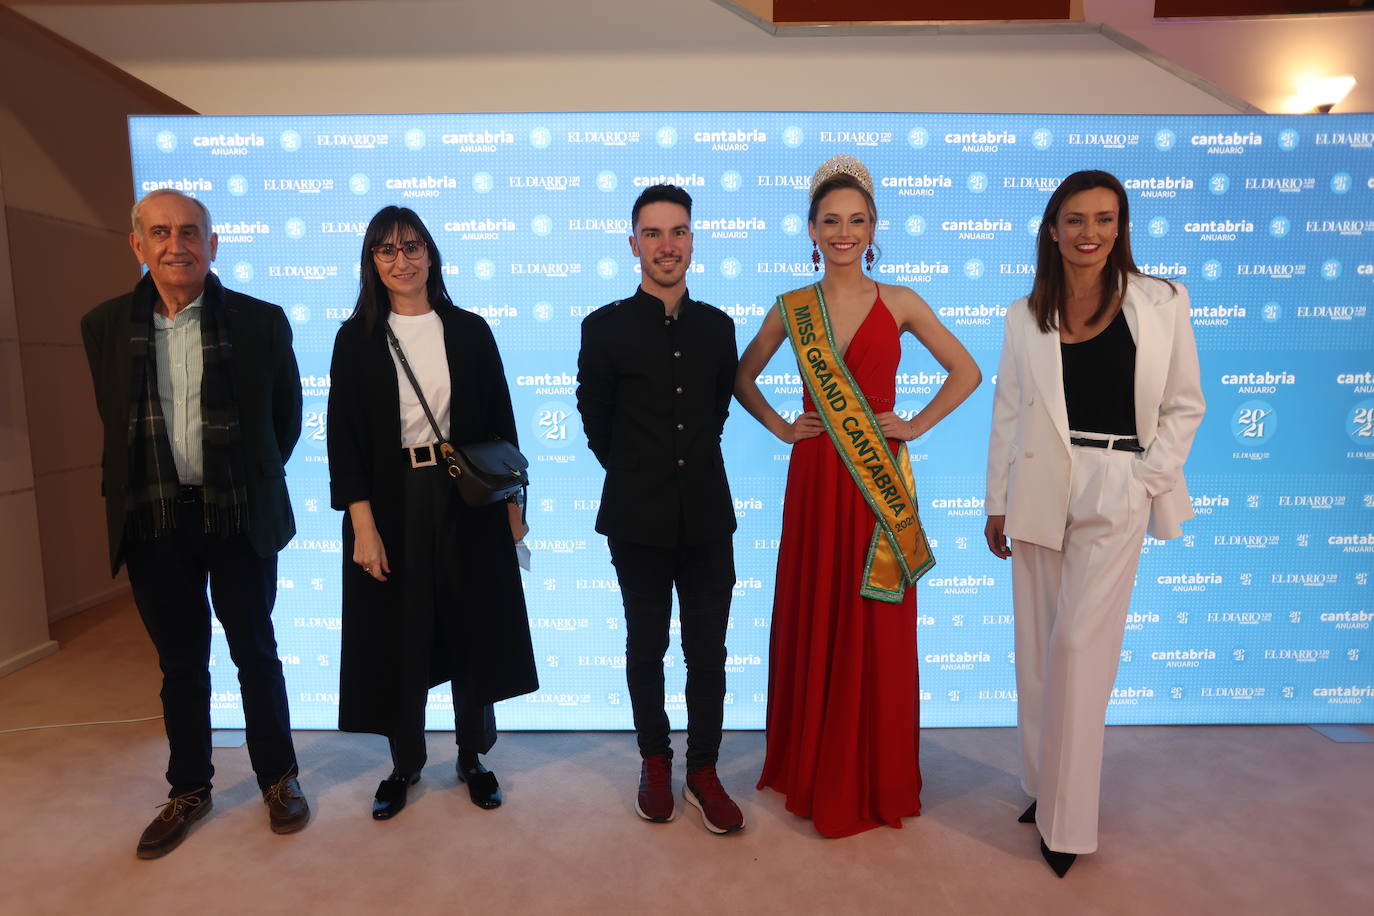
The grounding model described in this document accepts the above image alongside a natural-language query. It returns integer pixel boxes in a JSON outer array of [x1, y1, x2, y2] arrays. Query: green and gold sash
[[778, 283, 935, 603]]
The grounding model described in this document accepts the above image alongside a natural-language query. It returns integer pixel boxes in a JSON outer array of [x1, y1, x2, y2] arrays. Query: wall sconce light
[[1293, 75, 1357, 114]]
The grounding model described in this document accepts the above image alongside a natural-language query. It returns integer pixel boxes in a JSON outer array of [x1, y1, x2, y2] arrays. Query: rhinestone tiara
[[810, 154, 874, 199]]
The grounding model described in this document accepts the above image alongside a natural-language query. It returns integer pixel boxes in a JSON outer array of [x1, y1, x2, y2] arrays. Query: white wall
[[1082, 0, 1374, 114], [12, 0, 1241, 115]]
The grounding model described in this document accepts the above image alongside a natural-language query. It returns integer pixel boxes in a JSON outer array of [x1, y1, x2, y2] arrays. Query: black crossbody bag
[[385, 320, 529, 509]]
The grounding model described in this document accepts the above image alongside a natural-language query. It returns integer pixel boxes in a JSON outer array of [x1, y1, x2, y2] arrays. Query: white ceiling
[[8, 0, 1368, 114]]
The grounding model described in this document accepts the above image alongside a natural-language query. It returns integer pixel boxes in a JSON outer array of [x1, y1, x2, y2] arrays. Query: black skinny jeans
[[607, 535, 734, 771]]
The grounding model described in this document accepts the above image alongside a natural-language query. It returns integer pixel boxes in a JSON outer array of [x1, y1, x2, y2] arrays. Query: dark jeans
[[124, 495, 297, 797], [607, 535, 734, 771], [387, 463, 498, 775]]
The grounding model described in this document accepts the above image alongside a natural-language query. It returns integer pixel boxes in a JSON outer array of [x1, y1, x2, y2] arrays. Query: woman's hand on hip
[[875, 411, 922, 441], [784, 411, 824, 443], [984, 515, 1013, 559]]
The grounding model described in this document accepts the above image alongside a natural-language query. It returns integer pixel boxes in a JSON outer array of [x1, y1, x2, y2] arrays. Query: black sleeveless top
[[1061, 308, 1137, 436]]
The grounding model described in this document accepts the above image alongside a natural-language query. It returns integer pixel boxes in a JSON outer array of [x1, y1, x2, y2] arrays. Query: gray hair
[[130, 189, 212, 234]]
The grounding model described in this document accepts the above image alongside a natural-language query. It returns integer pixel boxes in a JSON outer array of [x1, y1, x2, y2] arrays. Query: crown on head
[[810, 154, 875, 199]]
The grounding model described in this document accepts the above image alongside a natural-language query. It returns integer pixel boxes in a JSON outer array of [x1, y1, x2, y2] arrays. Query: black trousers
[[124, 494, 297, 797], [387, 463, 497, 775], [607, 535, 734, 770]]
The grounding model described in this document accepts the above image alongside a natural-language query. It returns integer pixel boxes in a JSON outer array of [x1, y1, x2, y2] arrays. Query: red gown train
[[756, 293, 922, 838]]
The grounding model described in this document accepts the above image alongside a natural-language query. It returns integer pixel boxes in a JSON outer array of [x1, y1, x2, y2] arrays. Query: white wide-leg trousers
[[1012, 444, 1152, 854]]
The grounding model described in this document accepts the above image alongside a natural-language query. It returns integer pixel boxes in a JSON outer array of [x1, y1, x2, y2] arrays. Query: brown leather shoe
[[136, 790, 212, 859], [262, 774, 310, 834]]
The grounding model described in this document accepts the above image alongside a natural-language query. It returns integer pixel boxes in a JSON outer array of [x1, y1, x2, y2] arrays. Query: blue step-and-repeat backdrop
[[128, 111, 1374, 730]]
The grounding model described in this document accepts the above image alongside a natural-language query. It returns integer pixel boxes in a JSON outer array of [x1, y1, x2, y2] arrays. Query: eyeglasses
[[370, 239, 428, 262]]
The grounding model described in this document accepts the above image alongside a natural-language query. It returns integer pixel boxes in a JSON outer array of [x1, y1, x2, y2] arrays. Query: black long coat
[[327, 303, 537, 735]]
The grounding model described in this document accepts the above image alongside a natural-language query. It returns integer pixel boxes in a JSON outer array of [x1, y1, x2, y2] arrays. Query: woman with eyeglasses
[[327, 205, 537, 820]]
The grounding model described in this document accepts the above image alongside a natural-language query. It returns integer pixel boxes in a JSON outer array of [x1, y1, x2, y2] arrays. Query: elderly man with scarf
[[81, 189, 308, 858]]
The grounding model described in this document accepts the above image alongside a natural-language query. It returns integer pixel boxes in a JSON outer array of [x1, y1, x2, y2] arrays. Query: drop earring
[[811, 241, 821, 272], [865, 244, 875, 271]]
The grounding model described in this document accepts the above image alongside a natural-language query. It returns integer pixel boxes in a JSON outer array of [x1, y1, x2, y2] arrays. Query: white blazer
[[985, 274, 1205, 550]]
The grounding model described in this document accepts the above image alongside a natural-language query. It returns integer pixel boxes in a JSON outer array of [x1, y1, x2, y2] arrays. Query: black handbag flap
[[457, 440, 529, 477]]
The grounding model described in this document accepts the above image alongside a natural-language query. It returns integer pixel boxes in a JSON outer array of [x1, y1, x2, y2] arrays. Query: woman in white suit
[[984, 170, 1204, 877]]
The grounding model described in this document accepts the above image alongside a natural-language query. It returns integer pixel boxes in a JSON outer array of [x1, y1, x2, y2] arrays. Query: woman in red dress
[[735, 155, 981, 837]]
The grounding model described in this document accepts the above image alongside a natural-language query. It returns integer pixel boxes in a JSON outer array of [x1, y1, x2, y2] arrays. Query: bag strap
[[385, 318, 529, 520], [384, 319, 446, 444]]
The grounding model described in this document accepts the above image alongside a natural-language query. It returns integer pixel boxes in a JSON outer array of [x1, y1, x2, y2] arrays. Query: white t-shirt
[[387, 310, 450, 447]]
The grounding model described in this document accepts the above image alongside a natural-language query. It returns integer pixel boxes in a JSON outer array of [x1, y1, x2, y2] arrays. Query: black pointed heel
[[1040, 839, 1077, 878]]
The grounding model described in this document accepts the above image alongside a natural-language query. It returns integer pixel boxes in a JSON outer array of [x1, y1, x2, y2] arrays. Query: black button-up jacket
[[576, 287, 738, 548]]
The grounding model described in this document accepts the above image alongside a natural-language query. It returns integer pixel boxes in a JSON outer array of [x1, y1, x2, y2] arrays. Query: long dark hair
[[1028, 170, 1143, 334], [348, 205, 453, 332]]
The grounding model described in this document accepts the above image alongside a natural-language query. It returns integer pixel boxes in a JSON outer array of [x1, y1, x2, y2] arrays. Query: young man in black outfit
[[576, 185, 743, 833]]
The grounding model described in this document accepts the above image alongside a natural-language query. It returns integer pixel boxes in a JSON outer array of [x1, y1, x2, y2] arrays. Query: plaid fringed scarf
[[124, 273, 249, 541]]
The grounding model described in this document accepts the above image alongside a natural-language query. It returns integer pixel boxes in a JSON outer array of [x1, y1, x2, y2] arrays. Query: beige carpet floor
[[0, 596, 1370, 915]]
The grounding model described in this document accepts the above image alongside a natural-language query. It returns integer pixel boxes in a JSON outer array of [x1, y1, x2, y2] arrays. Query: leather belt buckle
[[407, 443, 437, 468]]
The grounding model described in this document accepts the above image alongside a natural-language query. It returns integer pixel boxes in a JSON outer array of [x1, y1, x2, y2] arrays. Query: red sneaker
[[635, 754, 675, 822], [684, 766, 744, 834]]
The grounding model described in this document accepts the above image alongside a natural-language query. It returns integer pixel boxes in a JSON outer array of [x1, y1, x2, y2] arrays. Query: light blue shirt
[[151, 292, 204, 484]]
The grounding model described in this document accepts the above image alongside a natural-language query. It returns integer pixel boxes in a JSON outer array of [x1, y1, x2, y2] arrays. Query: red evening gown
[[756, 293, 922, 837]]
